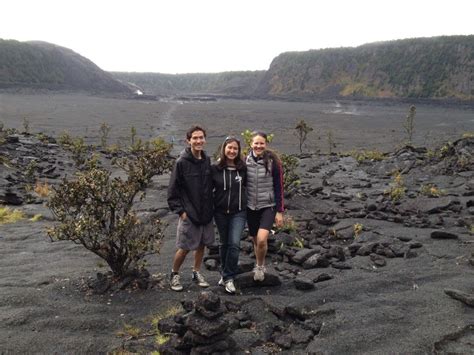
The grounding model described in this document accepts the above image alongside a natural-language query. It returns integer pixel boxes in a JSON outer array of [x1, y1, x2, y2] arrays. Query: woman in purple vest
[[245, 131, 284, 281]]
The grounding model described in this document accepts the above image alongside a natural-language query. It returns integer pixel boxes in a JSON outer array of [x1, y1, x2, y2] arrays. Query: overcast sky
[[2, 0, 473, 74]]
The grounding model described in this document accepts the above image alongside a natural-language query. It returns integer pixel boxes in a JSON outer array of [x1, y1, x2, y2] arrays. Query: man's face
[[187, 130, 206, 152]]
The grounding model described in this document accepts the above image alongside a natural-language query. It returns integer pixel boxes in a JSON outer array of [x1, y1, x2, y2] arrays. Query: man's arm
[[167, 161, 185, 216]]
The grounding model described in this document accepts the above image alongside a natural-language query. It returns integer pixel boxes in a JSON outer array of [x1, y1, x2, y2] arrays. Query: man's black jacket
[[167, 148, 213, 225]]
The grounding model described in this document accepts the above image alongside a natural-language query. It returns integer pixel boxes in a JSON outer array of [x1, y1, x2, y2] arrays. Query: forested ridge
[[257, 35, 473, 99], [1, 36, 472, 99], [0, 39, 131, 93]]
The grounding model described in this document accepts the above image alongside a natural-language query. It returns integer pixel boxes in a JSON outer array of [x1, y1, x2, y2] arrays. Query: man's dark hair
[[186, 125, 207, 140]]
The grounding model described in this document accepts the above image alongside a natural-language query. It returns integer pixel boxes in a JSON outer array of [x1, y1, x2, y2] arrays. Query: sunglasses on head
[[224, 136, 240, 143]]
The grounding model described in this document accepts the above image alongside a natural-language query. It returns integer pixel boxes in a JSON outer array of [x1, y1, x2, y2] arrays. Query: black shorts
[[247, 207, 276, 237]]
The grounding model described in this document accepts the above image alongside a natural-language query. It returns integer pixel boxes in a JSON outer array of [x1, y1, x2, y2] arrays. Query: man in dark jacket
[[167, 125, 214, 291]]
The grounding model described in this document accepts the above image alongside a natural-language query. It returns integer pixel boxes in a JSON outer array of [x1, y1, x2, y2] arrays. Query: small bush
[[403, 105, 416, 146], [22, 118, 30, 134], [24, 160, 38, 183], [99, 122, 111, 149], [117, 324, 142, 339], [385, 171, 406, 201], [36, 132, 50, 143], [0, 206, 25, 224], [34, 180, 51, 197], [29, 214, 42, 222], [58, 131, 73, 146], [280, 153, 300, 194], [327, 130, 336, 154], [48, 139, 173, 278], [294, 119, 313, 153], [353, 223, 363, 238], [419, 183, 444, 197], [275, 214, 297, 234]]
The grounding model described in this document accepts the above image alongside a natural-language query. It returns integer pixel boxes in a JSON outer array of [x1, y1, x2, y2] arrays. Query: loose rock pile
[[157, 291, 324, 353], [158, 291, 235, 354]]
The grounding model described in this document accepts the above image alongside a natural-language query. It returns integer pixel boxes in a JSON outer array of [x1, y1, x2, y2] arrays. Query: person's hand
[[275, 212, 284, 227], [180, 212, 187, 220]]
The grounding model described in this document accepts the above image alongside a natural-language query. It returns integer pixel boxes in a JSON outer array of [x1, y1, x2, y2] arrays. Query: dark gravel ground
[[1, 93, 473, 353]]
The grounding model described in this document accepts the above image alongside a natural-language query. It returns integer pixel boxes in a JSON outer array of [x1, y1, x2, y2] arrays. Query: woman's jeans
[[214, 210, 246, 281]]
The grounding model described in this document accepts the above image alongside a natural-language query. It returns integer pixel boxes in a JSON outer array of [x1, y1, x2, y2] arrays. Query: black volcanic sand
[[1, 93, 474, 353], [1, 93, 473, 155]]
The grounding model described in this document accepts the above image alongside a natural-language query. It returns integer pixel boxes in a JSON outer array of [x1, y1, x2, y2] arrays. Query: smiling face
[[251, 134, 267, 156], [187, 130, 206, 156], [224, 140, 239, 163]]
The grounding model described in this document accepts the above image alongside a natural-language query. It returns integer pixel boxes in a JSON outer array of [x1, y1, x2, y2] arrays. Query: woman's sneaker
[[224, 279, 236, 294], [253, 265, 266, 282], [218, 277, 236, 294], [170, 272, 183, 292], [192, 271, 210, 288]]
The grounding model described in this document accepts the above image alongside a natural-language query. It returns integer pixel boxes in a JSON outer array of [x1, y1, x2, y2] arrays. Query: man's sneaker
[[192, 271, 210, 288], [253, 265, 266, 282], [170, 273, 183, 292], [218, 277, 236, 294]]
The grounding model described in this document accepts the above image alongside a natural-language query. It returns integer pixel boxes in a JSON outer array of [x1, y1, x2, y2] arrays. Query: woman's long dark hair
[[217, 136, 246, 170], [251, 131, 281, 174]]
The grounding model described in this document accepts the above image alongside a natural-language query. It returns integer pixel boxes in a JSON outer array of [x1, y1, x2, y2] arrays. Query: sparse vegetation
[[29, 214, 42, 222], [353, 223, 363, 238], [36, 132, 50, 143], [291, 236, 305, 249], [99, 122, 111, 149], [294, 119, 313, 153], [280, 153, 300, 194], [24, 160, 37, 183], [327, 130, 336, 154], [275, 214, 297, 234], [22, 118, 30, 135], [0, 206, 25, 225], [34, 180, 51, 197], [117, 324, 142, 339], [419, 183, 444, 197], [58, 131, 73, 147], [404, 105, 416, 146], [385, 171, 406, 201], [116, 304, 183, 346], [347, 149, 385, 163]]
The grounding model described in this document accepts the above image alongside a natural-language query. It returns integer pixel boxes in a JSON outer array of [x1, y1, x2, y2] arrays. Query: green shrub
[[385, 171, 406, 201], [47, 139, 173, 278], [0, 206, 25, 224], [420, 183, 444, 197], [280, 153, 300, 194]]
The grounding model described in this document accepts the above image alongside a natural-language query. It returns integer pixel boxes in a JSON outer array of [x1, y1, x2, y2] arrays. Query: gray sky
[[2, 0, 473, 74]]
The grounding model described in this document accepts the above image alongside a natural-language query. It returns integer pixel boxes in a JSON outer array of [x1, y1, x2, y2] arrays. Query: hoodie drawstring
[[237, 171, 242, 211]]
